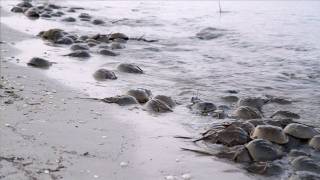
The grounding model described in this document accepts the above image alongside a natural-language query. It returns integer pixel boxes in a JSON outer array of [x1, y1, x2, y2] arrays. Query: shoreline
[[4, 1, 320, 179], [0, 21, 252, 180]]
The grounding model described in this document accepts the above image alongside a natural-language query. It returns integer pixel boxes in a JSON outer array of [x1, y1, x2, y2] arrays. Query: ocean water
[[1, 0, 320, 129]]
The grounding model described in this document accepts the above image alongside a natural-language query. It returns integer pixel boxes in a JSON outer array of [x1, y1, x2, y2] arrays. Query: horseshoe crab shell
[[188, 98, 217, 115], [246, 162, 283, 176], [102, 95, 138, 106], [251, 125, 288, 144], [65, 50, 90, 58], [117, 63, 143, 74], [309, 135, 320, 150], [291, 156, 320, 173], [284, 123, 319, 139], [270, 110, 300, 119], [237, 97, 268, 111], [39, 28, 65, 42], [245, 139, 283, 162], [126, 89, 151, 103], [226, 121, 255, 135], [146, 99, 173, 113], [154, 95, 175, 108], [217, 126, 250, 146], [110, 33, 129, 41], [233, 106, 262, 120], [93, 69, 117, 80], [27, 57, 52, 69]]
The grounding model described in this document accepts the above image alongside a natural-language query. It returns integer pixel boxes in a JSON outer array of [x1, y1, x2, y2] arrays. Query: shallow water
[[1, 1, 320, 179], [2, 0, 320, 133]]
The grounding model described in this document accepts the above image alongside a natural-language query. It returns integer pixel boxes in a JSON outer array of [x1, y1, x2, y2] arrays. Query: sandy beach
[[0, 23, 251, 180]]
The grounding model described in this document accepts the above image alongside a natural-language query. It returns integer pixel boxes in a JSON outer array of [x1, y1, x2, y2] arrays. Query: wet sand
[[0, 22, 253, 180]]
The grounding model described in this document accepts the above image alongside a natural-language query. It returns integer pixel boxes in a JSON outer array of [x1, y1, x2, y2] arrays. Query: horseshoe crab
[[309, 135, 320, 150], [47, 4, 61, 9], [71, 44, 89, 51], [99, 49, 118, 56], [62, 17, 76, 22], [126, 89, 151, 103], [67, 8, 76, 13], [51, 11, 64, 17], [215, 145, 252, 163], [56, 37, 74, 45], [110, 33, 129, 41], [78, 13, 91, 19], [24, 7, 40, 19], [265, 95, 292, 105], [154, 95, 175, 108], [251, 125, 288, 144], [93, 69, 117, 80], [27, 57, 52, 69], [291, 156, 320, 173], [216, 126, 250, 146], [234, 146, 252, 163], [41, 13, 51, 18], [202, 121, 254, 142], [245, 139, 283, 161], [237, 97, 268, 112], [17, 2, 33, 8], [188, 97, 217, 115], [233, 106, 262, 120], [221, 95, 239, 103], [65, 50, 90, 58], [117, 63, 143, 74], [227, 121, 255, 135], [270, 110, 300, 119], [246, 162, 283, 176], [102, 95, 138, 106], [11, 7, 24, 13], [196, 27, 224, 40], [284, 123, 318, 139], [146, 99, 173, 113], [90, 34, 109, 43], [39, 29, 65, 42], [92, 19, 105, 25]]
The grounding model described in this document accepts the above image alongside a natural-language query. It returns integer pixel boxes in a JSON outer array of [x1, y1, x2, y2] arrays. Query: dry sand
[[0, 11, 253, 180]]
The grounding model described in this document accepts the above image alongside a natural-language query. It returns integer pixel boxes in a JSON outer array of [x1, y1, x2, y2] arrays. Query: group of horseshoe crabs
[[10, 1, 320, 178], [181, 95, 320, 179], [85, 88, 176, 113]]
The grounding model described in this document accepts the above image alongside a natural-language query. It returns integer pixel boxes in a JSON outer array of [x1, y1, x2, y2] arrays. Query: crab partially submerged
[[188, 97, 217, 115], [102, 95, 138, 106], [117, 63, 143, 74], [233, 106, 262, 120], [93, 69, 117, 80], [27, 57, 52, 69], [284, 123, 318, 139], [145, 99, 173, 113], [126, 89, 151, 104]]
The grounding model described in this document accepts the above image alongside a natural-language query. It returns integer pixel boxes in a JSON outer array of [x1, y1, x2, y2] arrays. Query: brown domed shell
[[233, 106, 262, 120], [284, 123, 319, 139], [251, 125, 288, 144]]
